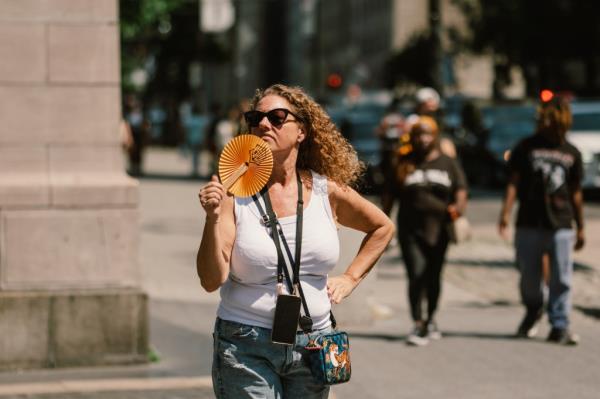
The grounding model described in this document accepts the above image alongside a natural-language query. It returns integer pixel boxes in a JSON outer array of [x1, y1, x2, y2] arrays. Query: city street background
[[2, 1, 600, 397], [1, 148, 599, 399]]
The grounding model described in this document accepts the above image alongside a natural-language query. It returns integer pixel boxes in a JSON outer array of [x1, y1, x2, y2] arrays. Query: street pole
[[429, 0, 444, 98]]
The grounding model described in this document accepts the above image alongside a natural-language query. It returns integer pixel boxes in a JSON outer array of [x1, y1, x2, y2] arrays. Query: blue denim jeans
[[515, 228, 575, 329], [212, 318, 331, 399]]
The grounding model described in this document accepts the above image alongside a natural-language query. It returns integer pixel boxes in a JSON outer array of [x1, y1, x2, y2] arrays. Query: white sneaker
[[406, 326, 429, 346], [426, 322, 442, 340]]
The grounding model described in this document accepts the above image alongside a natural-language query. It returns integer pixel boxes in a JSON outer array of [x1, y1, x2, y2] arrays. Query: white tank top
[[217, 171, 340, 330]]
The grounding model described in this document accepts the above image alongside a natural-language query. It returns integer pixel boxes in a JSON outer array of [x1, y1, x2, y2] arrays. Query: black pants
[[399, 233, 449, 322]]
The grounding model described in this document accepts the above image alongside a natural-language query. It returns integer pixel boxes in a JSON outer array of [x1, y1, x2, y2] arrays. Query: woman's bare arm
[[326, 181, 395, 303], [197, 176, 236, 292]]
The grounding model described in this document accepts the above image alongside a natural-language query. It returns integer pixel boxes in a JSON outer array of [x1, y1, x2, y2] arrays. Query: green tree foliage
[[120, 0, 231, 93], [120, 0, 190, 92], [119, 0, 233, 145], [385, 32, 437, 89], [452, 0, 600, 97]]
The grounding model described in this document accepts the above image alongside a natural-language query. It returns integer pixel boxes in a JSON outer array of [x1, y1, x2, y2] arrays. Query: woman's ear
[[297, 128, 306, 143]]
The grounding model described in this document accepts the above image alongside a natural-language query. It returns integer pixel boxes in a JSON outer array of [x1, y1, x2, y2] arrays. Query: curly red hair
[[250, 84, 364, 188]]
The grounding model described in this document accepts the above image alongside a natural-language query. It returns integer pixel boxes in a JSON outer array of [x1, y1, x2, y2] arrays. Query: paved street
[[1, 148, 599, 398]]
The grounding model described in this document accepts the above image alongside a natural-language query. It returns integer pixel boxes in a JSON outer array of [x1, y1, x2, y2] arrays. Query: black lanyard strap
[[252, 172, 313, 332], [263, 179, 303, 288], [252, 191, 293, 292], [250, 172, 340, 332]]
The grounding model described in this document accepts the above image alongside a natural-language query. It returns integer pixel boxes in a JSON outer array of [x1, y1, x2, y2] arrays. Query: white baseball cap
[[416, 87, 440, 105]]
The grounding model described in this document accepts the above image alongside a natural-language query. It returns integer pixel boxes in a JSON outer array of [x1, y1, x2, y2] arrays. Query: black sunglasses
[[244, 108, 302, 128]]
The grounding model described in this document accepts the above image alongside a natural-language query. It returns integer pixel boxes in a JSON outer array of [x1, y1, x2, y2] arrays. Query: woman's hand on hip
[[327, 274, 359, 304]]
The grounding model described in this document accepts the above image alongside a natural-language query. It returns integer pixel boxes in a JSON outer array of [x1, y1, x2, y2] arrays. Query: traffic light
[[540, 89, 554, 103], [326, 73, 343, 89]]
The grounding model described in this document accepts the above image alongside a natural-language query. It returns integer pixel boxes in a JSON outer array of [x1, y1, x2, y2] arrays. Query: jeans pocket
[[232, 325, 259, 339], [218, 319, 260, 341]]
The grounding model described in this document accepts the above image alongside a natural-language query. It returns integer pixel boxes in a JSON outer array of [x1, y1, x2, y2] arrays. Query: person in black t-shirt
[[499, 95, 585, 345], [395, 116, 468, 346]]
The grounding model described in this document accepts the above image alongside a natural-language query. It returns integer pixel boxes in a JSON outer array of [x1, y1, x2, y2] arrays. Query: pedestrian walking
[[394, 116, 468, 346], [209, 104, 242, 174], [376, 98, 406, 216], [406, 87, 457, 158], [498, 94, 585, 345], [205, 102, 225, 175], [182, 103, 209, 177], [123, 94, 149, 176], [197, 84, 394, 398]]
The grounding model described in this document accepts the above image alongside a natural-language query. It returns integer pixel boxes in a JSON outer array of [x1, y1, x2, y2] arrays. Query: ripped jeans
[[212, 318, 331, 399]]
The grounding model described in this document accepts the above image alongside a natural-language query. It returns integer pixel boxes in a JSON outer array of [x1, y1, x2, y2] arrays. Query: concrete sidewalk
[[1, 148, 599, 398]]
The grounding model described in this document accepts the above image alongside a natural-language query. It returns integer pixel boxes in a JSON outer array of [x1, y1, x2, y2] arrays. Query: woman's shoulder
[[305, 169, 329, 196], [304, 169, 355, 199], [436, 153, 460, 166], [232, 193, 251, 205]]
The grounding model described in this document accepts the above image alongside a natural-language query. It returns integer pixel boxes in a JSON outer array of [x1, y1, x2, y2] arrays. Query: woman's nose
[[257, 116, 271, 129]]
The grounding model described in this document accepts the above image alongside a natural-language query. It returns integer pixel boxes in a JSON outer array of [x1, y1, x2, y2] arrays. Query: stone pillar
[[0, 0, 147, 369]]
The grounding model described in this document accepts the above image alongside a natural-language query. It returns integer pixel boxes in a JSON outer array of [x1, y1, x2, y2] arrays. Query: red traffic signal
[[326, 73, 343, 89], [540, 89, 554, 102]]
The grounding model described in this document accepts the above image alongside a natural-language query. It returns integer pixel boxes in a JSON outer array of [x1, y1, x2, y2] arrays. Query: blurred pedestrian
[[376, 98, 405, 216], [394, 116, 468, 346], [123, 94, 149, 176], [182, 103, 209, 177], [197, 84, 394, 398], [119, 117, 134, 155], [498, 94, 584, 345], [205, 102, 225, 175], [406, 87, 457, 158], [458, 100, 497, 186], [211, 104, 241, 171], [460, 100, 488, 148], [237, 97, 252, 134]]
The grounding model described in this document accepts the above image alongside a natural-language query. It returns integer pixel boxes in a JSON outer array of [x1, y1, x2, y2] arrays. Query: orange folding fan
[[218, 134, 273, 197]]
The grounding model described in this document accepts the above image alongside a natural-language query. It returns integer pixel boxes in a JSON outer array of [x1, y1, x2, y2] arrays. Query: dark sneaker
[[516, 308, 543, 338], [406, 325, 429, 346], [546, 328, 580, 346], [426, 321, 442, 340]]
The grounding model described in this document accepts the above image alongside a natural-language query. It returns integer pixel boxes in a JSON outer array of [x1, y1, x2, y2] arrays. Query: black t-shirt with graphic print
[[396, 154, 468, 245], [508, 134, 583, 230]]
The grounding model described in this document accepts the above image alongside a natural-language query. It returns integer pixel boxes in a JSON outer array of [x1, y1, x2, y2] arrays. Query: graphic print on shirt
[[405, 169, 451, 187], [531, 149, 575, 194]]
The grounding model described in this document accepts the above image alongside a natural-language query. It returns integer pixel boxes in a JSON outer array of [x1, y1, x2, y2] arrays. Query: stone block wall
[[0, 0, 147, 369]]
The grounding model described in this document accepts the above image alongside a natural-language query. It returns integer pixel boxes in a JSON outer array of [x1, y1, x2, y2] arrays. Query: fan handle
[[222, 162, 249, 190]]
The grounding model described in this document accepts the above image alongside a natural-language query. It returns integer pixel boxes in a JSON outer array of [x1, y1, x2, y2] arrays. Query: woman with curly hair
[[197, 84, 394, 398]]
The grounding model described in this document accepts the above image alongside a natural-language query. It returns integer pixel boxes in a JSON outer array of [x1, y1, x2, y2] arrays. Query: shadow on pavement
[[461, 300, 516, 307], [447, 259, 514, 268], [575, 306, 600, 320], [441, 331, 516, 340], [347, 331, 516, 342], [346, 332, 406, 342], [447, 259, 593, 272]]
